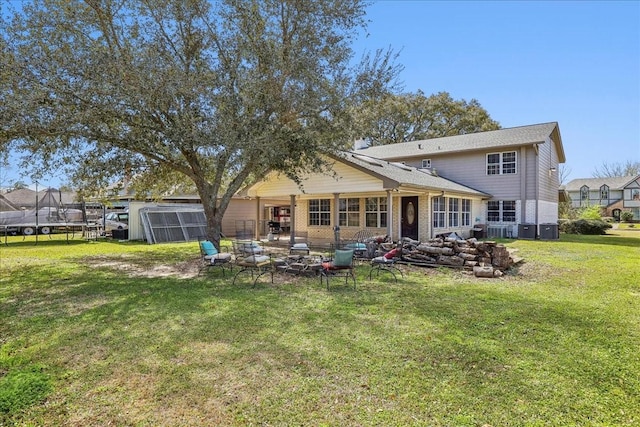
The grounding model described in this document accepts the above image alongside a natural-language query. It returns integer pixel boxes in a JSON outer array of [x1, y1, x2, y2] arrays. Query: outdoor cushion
[[242, 243, 264, 254], [201, 240, 218, 255], [241, 255, 270, 265], [333, 249, 354, 267], [383, 248, 399, 259], [345, 243, 367, 250], [206, 253, 232, 263], [292, 243, 309, 249]]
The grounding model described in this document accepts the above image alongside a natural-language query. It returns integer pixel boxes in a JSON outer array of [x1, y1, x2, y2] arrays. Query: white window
[[309, 199, 331, 226], [365, 197, 387, 228], [448, 198, 459, 227], [487, 151, 517, 175], [433, 196, 445, 228], [600, 185, 609, 201], [421, 159, 432, 169], [339, 198, 360, 227], [461, 199, 471, 226]]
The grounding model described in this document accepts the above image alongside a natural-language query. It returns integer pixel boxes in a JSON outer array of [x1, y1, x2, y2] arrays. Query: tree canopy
[[351, 90, 500, 146], [1, 0, 401, 245]]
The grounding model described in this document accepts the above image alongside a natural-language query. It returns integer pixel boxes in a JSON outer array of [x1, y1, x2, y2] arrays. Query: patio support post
[[255, 196, 260, 240], [289, 194, 296, 246], [386, 190, 393, 241], [333, 192, 340, 246]]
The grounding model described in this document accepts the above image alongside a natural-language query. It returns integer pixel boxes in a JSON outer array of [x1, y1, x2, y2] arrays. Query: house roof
[[332, 152, 490, 197], [0, 194, 20, 212], [564, 175, 639, 191], [3, 188, 77, 208], [354, 122, 565, 163]]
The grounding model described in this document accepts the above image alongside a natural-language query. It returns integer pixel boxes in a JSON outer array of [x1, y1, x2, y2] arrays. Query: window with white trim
[[487, 151, 517, 175], [339, 198, 360, 227], [421, 159, 432, 169], [488, 200, 516, 222], [432, 196, 445, 228], [600, 185, 609, 201], [365, 197, 387, 228], [580, 185, 589, 207], [461, 199, 471, 226], [309, 199, 331, 226], [448, 198, 459, 227]]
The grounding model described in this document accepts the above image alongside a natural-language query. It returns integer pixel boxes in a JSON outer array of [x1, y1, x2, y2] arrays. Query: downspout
[[520, 146, 527, 224], [535, 147, 539, 230]]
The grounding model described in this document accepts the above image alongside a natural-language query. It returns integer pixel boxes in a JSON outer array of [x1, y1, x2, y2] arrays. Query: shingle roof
[[564, 175, 639, 191], [333, 152, 490, 197], [355, 122, 565, 162], [4, 188, 77, 208]]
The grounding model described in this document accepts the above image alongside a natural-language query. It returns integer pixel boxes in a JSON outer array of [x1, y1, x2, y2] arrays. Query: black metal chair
[[198, 237, 233, 277], [320, 248, 356, 290], [231, 241, 273, 287]]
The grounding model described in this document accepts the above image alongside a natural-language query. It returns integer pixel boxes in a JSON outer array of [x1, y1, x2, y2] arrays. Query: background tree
[[351, 90, 500, 146], [592, 161, 640, 178], [558, 164, 572, 185], [0, 0, 401, 247]]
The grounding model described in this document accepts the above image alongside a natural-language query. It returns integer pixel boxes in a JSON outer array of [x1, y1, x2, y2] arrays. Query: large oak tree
[[0, 0, 400, 247], [352, 90, 500, 146]]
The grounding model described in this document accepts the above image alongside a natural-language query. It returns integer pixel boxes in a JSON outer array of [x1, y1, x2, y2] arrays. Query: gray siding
[[537, 137, 560, 202], [397, 150, 525, 200]]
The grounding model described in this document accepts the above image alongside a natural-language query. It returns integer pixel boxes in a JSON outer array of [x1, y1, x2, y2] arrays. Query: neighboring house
[[1, 188, 77, 210], [564, 175, 640, 220], [243, 122, 565, 242]]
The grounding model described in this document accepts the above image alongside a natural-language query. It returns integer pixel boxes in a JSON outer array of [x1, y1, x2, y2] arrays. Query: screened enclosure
[[139, 206, 208, 244]]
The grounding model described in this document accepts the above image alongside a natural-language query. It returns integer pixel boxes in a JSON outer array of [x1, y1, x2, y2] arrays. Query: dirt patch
[[84, 256, 201, 279]]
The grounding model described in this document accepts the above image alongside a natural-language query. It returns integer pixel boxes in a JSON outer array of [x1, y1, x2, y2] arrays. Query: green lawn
[[1, 233, 639, 426]]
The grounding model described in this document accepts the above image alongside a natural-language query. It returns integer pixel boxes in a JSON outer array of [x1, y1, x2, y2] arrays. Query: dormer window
[[421, 159, 431, 169], [580, 185, 589, 206], [580, 185, 589, 200], [600, 185, 609, 201], [487, 151, 517, 175]]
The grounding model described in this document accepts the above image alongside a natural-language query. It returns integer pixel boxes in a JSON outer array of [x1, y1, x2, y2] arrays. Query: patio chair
[[199, 238, 233, 277], [290, 242, 310, 256], [232, 254, 274, 287], [369, 245, 403, 283], [231, 240, 273, 287], [320, 248, 356, 290]]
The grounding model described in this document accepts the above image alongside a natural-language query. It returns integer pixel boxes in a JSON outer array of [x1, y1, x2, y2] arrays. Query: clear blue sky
[[354, 0, 640, 182], [1, 0, 639, 189]]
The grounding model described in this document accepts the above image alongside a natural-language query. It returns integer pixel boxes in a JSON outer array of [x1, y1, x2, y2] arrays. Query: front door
[[613, 208, 621, 222], [401, 196, 419, 240]]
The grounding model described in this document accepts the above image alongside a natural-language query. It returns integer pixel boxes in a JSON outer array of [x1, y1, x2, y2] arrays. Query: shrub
[[559, 219, 612, 235], [621, 211, 634, 222], [578, 205, 603, 220]]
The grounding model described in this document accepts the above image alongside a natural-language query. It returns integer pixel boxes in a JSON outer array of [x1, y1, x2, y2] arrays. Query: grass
[[1, 233, 639, 426]]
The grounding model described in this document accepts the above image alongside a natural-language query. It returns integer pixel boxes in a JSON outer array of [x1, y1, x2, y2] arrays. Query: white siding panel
[[538, 200, 558, 224], [525, 200, 537, 224]]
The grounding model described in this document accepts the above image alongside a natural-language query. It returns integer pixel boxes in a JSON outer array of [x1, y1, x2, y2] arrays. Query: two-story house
[[564, 175, 640, 221], [243, 122, 565, 242]]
